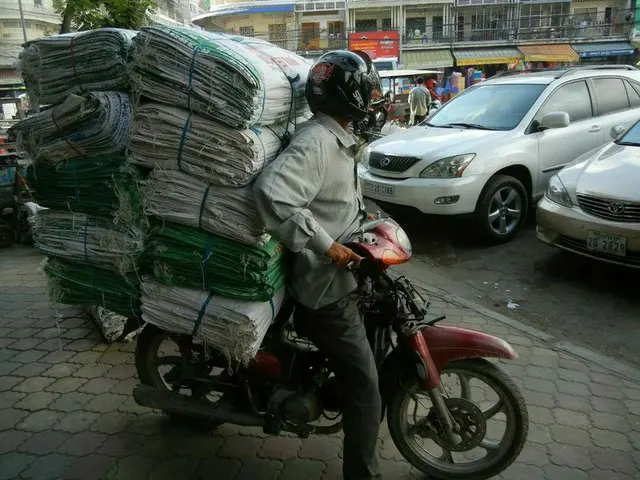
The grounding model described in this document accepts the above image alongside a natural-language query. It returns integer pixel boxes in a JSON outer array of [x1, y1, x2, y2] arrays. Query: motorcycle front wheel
[[387, 358, 528, 480]]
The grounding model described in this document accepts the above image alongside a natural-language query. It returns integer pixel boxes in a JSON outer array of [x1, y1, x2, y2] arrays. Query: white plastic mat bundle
[[131, 26, 310, 128], [129, 103, 294, 186], [20, 28, 137, 107], [87, 305, 136, 343], [142, 169, 269, 246], [31, 210, 144, 275], [9, 92, 133, 164], [141, 280, 286, 364]]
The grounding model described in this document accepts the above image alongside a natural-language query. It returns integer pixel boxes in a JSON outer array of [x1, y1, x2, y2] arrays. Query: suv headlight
[[419, 154, 476, 178], [545, 175, 572, 207]]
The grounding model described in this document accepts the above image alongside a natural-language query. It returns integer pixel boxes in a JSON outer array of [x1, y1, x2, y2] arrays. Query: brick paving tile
[[1, 247, 640, 479]]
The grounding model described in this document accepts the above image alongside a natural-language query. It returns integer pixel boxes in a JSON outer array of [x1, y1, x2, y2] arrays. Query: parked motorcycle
[[133, 216, 528, 480]]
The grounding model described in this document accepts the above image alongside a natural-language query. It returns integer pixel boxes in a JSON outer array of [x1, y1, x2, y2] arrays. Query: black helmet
[[306, 50, 381, 122]]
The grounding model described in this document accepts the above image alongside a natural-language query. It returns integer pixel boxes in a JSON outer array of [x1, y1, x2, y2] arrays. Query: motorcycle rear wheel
[[387, 358, 528, 480], [135, 324, 224, 430]]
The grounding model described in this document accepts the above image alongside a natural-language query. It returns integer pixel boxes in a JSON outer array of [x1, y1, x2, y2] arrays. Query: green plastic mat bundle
[[32, 210, 144, 276], [44, 257, 141, 319], [146, 222, 287, 301], [27, 156, 144, 225], [20, 28, 137, 107]]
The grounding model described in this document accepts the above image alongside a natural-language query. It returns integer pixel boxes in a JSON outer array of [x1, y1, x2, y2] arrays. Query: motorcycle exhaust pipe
[[133, 384, 265, 427]]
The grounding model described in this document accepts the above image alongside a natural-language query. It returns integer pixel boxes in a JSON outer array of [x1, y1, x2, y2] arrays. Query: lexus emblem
[[380, 157, 391, 167], [608, 202, 625, 214]]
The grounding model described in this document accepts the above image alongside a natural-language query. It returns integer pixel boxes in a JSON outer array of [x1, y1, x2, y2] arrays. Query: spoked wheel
[[387, 358, 528, 480], [135, 324, 226, 430]]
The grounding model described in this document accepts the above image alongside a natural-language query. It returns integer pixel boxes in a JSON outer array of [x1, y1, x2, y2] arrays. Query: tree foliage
[[53, 0, 157, 34]]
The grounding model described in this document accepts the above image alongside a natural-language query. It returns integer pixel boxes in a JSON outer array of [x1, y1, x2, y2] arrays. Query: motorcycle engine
[[267, 386, 322, 424]]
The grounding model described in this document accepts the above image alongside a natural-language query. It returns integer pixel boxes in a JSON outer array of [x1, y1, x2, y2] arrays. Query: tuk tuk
[[378, 69, 439, 123]]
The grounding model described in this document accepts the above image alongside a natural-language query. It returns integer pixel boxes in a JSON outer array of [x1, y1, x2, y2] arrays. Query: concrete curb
[[397, 271, 640, 385]]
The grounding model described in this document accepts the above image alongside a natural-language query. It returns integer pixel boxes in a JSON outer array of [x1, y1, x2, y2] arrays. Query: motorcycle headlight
[[545, 175, 572, 208], [419, 154, 476, 178], [395, 226, 412, 255]]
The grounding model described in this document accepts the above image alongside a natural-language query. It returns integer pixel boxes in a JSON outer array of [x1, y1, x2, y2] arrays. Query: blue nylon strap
[[187, 44, 204, 112], [250, 126, 266, 164], [176, 112, 192, 171], [198, 184, 211, 230], [192, 292, 214, 337], [268, 297, 275, 322], [202, 234, 214, 289]]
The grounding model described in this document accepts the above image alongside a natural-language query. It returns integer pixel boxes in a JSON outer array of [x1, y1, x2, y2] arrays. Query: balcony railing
[[224, 9, 634, 55]]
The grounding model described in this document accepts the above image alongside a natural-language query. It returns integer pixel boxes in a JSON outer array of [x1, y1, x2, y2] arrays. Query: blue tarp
[[572, 42, 636, 58], [206, 4, 294, 16]]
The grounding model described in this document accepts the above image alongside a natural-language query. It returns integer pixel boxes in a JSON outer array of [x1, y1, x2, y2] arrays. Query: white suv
[[359, 66, 640, 243]]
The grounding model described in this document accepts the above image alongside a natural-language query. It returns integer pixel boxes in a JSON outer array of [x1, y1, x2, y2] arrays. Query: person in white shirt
[[408, 77, 431, 126]]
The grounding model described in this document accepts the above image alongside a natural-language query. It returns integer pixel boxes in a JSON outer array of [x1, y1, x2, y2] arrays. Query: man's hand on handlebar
[[325, 242, 362, 267]]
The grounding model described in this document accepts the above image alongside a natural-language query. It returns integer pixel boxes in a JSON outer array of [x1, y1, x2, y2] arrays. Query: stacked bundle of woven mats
[[141, 280, 286, 364], [20, 28, 137, 106], [26, 155, 143, 224], [9, 92, 133, 163], [146, 221, 287, 301], [141, 169, 269, 246], [130, 26, 311, 128], [129, 103, 299, 186], [44, 257, 141, 318]]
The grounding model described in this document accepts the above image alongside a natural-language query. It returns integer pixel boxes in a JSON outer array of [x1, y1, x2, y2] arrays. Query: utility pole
[[17, 0, 28, 44]]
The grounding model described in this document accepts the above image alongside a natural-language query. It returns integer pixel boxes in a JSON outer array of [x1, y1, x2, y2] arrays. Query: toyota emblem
[[608, 202, 625, 214], [380, 157, 391, 167]]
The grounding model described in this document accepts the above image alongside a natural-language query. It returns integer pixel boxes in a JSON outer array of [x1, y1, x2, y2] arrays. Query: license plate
[[586, 231, 627, 257], [363, 181, 395, 198]]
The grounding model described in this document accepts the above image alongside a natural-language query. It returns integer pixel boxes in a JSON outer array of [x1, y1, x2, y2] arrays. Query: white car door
[[532, 80, 603, 195], [590, 77, 640, 137]]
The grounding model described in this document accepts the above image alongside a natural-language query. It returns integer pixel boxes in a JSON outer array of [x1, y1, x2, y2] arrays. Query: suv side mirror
[[610, 125, 626, 139], [538, 111, 570, 131]]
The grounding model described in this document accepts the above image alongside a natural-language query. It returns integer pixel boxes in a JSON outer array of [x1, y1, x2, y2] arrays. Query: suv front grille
[[369, 152, 421, 173], [576, 194, 640, 223]]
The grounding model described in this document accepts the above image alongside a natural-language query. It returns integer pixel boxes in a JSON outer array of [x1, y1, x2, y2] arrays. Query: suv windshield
[[428, 83, 547, 131], [617, 120, 640, 146]]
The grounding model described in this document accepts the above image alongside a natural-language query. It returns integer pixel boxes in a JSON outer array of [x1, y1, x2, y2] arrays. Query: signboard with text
[[348, 31, 400, 60]]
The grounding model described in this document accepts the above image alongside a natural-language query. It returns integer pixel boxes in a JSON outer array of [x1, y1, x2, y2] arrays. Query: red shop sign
[[348, 31, 400, 60]]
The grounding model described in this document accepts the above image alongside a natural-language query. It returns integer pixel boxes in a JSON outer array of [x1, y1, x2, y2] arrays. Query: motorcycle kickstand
[[426, 387, 462, 448]]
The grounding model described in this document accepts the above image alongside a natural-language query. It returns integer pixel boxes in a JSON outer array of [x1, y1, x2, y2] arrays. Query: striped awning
[[402, 49, 454, 69], [453, 48, 522, 66], [518, 44, 578, 63]]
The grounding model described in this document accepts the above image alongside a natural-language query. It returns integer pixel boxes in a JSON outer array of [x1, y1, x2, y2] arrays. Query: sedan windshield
[[617, 120, 640, 146], [427, 84, 547, 131]]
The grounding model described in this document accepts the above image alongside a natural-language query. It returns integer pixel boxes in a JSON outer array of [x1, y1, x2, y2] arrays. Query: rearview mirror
[[610, 125, 626, 139], [539, 111, 570, 130]]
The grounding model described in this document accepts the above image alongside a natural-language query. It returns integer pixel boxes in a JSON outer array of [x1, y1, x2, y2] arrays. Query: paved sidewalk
[[0, 246, 639, 480]]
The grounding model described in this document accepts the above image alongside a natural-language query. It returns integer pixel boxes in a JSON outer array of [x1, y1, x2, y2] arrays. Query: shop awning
[[452, 48, 522, 66], [402, 49, 454, 69], [519, 44, 578, 63], [572, 42, 636, 59]]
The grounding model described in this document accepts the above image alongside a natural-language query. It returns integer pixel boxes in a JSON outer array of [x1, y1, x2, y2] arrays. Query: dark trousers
[[294, 295, 382, 480], [413, 114, 426, 126]]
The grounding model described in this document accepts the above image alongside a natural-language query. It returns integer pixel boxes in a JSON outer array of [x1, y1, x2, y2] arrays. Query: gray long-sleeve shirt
[[253, 112, 366, 309]]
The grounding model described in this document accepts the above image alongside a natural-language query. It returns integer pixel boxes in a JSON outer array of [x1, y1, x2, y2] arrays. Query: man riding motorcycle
[[253, 50, 382, 480]]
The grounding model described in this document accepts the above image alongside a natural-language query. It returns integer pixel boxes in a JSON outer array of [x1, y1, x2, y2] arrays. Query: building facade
[[193, 0, 637, 70], [0, 0, 60, 82]]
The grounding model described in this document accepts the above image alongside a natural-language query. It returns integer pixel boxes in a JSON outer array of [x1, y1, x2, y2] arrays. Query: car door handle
[[588, 125, 601, 133]]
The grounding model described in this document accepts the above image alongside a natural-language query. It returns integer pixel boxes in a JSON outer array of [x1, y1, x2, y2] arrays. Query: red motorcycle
[[133, 216, 528, 479]]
